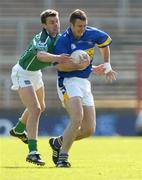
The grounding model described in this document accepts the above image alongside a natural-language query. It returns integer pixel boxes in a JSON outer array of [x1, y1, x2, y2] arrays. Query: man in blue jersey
[[49, 9, 117, 167]]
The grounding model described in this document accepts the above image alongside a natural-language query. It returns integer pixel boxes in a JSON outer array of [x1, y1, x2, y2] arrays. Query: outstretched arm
[[37, 51, 72, 64], [99, 46, 117, 82]]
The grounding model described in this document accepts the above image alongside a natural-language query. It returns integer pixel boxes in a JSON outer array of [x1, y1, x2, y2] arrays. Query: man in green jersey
[[9, 9, 85, 166]]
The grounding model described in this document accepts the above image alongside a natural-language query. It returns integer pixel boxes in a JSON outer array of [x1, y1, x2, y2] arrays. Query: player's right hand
[[92, 64, 105, 75], [77, 59, 90, 70]]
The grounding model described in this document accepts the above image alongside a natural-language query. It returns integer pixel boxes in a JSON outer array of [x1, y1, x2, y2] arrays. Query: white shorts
[[11, 64, 44, 91], [57, 77, 94, 107]]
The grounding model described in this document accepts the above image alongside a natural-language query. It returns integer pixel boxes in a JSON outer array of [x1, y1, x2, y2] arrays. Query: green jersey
[[19, 28, 59, 71]]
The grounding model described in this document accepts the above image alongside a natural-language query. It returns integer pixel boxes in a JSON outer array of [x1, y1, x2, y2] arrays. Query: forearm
[[37, 51, 58, 63], [99, 46, 110, 63], [99, 46, 112, 73], [99, 46, 117, 82], [56, 63, 84, 72]]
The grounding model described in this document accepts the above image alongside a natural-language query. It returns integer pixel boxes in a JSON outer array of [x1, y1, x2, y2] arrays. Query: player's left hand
[[105, 70, 117, 83]]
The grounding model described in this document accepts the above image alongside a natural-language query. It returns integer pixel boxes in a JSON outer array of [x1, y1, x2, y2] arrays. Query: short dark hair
[[40, 9, 59, 24], [69, 9, 87, 24]]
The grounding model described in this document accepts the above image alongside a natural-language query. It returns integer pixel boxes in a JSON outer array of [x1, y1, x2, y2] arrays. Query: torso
[[19, 29, 60, 71]]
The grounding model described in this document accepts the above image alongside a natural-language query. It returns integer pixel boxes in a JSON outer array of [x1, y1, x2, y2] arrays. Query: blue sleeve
[[95, 29, 112, 48], [54, 36, 69, 55]]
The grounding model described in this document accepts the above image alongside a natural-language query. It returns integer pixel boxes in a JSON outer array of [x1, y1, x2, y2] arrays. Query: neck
[[49, 32, 57, 38]]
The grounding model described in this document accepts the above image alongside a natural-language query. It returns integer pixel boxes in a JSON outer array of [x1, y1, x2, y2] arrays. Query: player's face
[[71, 19, 87, 39], [43, 16, 60, 37]]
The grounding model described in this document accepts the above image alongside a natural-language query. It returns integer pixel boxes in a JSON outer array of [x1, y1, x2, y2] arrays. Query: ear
[[70, 23, 74, 29], [42, 23, 47, 29]]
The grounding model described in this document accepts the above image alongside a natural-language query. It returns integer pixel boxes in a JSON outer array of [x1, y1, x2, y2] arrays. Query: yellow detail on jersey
[[96, 36, 112, 48], [85, 48, 95, 59], [63, 92, 69, 103]]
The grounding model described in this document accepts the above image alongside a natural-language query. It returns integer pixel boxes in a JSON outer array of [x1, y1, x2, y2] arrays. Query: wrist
[[91, 65, 96, 72], [92, 65, 96, 69], [104, 62, 112, 74], [52, 55, 60, 62]]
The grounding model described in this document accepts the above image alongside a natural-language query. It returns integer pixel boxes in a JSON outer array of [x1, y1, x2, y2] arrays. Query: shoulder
[[60, 29, 70, 39], [83, 26, 106, 42], [39, 29, 50, 43], [86, 26, 108, 36], [56, 29, 70, 43], [33, 29, 49, 43], [32, 29, 50, 51]]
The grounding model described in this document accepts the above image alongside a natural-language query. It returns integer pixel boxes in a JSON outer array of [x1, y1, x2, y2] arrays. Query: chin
[[79, 33, 83, 37]]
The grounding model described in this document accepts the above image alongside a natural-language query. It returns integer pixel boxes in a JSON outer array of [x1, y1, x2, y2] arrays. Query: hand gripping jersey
[[19, 28, 59, 71], [54, 26, 112, 78]]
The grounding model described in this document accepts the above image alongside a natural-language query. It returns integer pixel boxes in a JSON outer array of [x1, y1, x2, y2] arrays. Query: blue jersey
[[54, 26, 112, 78]]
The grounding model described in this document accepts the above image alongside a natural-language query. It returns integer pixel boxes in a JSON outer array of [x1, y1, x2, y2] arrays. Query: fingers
[[80, 60, 90, 69], [78, 59, 90, 67], [79, 58, 90, 63], [61, 55, 73, 63], [105, 70, 117, 83], [92, 64, 105, 75]]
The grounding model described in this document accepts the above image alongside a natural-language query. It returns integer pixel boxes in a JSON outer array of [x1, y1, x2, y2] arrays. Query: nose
[[55, 21, 59, 26]]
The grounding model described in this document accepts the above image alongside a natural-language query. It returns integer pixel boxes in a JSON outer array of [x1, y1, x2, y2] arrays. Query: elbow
[[36, 51, 48, 62]]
